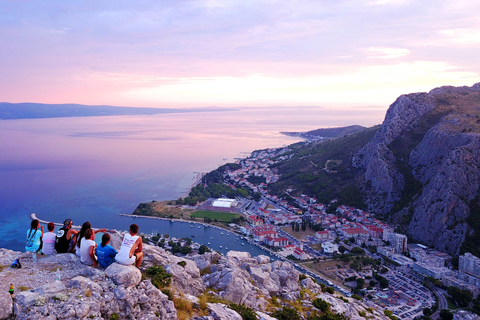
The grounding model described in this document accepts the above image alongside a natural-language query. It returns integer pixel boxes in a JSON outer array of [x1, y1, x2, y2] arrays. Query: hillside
[[355, 83, 480, 256], [268, 126, 379, 208], [268, 83, 480, 256], [281, 125, 366, 140]]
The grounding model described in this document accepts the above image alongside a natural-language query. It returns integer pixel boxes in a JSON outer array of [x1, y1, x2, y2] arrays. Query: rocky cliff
[[0, 233, 388, 320], [354, 83, 480, 255]]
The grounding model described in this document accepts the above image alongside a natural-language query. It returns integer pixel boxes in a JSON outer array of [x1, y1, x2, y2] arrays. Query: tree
[[351, 247, 365, 254], [338, 246, 346, 254], [312, 298, 330, 312], [439, 309, 453, 320], [447, 286, 473, 307], [356, 278, 365, 289], [198, 244, 210, 254], [271, 307, 300, 320], [325, 286, 335, 294], [378, 277, 389, 289], [229, 304, 258, 320]]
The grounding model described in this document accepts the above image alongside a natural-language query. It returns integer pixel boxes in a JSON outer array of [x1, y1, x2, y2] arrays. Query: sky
[[1, 0, 479, 110]]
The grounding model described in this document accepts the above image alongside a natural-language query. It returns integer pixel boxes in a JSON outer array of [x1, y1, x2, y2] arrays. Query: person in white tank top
[[115, 224, 143, 267], [80, 228, 98, 267]]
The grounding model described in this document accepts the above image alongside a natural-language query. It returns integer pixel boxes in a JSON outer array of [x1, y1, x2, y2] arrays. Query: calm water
[[0, 106, 384, 252]]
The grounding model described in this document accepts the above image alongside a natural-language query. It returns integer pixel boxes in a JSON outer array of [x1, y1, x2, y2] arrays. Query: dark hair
[[28, 219, 40, 239], [31, 219, 39, 229], [130, 224, 139, 234], [77, 221, 92, 248], [84, 228, 94, 240], [101, 233, 110, 247], [47, 222, 55, 232]]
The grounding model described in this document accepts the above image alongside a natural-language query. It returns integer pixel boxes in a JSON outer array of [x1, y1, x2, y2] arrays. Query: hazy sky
[[1, 0, 479, 109]]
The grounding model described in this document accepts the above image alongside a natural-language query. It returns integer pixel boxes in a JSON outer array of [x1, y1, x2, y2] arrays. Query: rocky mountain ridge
[[265, 83, 480, 257], [354, 83, 480, 255], [0, 232, 388, 320]]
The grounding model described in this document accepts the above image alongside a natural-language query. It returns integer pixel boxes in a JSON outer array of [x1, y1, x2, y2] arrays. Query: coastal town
[[177, 146, 480, 320]]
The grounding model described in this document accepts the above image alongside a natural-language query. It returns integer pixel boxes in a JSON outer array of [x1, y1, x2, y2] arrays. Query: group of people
[[26, 219, 143, 269]]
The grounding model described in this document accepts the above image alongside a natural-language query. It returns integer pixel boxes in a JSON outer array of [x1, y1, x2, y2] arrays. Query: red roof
[[344, 227, 369, 234]]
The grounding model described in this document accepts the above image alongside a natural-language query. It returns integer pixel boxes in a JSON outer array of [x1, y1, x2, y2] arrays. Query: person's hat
[[63, 219, 72, 228]]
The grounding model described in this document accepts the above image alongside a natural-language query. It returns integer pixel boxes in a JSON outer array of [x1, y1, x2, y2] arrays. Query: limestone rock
[[165, 258, 205, 295], [257, 311, 278, 320], [256, 255, 270, 264], [207, 303, 242, 320], [354, 82, 480, 255], [0, 291, 13, 320], [105, 263, 142, 288]]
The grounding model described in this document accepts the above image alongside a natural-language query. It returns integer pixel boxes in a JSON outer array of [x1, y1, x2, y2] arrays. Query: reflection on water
[[0, 107, 384, 251]]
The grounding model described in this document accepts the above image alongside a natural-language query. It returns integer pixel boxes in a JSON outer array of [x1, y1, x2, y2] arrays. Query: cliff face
[[355, 83, 480, 255]]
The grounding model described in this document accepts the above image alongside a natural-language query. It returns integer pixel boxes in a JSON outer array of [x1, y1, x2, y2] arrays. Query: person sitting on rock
[[75, 221, 107, 257], [42, 222, 57, 255], [55, 219, 79, 253], [96, 233, 118, 269], [80, 228, 98, 267], [26, 219, 43, 255], [115, 224, 143, 268]]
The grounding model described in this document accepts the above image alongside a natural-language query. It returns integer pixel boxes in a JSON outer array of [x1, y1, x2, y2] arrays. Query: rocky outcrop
[[354, 83, 480, 255], [202, 251, 304, 309], [1, 247, 177, 320], [354, 92, 437, 212], [1, 241, 390, 319]]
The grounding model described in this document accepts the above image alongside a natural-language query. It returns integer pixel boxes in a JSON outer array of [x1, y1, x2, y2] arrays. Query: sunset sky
[[1, 0, 479, 109]]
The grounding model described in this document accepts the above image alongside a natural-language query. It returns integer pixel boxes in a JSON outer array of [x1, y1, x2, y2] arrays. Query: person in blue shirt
[[96, 233, 118, 269], [26, 219, 43, 255]]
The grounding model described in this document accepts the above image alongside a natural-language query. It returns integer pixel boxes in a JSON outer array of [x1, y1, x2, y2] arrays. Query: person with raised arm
[[75, 221, 107, 256], [55, 219, 79, 253]]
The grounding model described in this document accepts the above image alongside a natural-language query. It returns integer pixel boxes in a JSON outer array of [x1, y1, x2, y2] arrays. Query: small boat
[[221, 232, 224, 235], [191, 225, 193, 228], [220, 245, 223, 248], [198, 226, 201, 228], [242, 243, 244, 245], [207, 242, 210, 245]]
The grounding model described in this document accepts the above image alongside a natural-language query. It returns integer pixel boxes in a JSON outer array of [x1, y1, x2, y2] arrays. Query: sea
[[0, 106, 384, 254]]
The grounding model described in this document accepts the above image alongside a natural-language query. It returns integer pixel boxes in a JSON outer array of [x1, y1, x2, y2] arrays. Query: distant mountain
[[281, 125, 366, 139], [268, 83, 480, 256], [0, 102, 236, 120]]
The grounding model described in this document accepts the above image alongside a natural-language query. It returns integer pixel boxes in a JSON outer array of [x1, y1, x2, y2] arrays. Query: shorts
[[116, 254, 136, 266]]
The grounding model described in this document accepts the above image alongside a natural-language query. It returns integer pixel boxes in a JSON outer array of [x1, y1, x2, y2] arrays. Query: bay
[[0, 106, 384, 252]]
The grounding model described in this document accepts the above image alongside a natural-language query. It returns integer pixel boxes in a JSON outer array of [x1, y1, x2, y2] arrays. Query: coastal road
[[431, 287, 448, 319]]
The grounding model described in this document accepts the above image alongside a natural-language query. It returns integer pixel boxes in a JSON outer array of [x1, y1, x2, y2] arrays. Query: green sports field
[[191, 210, 240, 221]]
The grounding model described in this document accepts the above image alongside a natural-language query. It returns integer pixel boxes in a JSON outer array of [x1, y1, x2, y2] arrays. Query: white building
[[322, 242, 339, 254]]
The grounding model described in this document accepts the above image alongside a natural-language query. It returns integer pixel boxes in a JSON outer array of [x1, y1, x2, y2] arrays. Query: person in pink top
[[42, 222, 57, 255], [115, 224, 143, 268]]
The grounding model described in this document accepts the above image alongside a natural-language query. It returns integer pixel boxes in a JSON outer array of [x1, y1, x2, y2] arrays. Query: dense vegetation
[[304, 125, 366, 138], [267, 126, 379, 207]]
